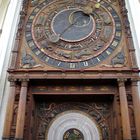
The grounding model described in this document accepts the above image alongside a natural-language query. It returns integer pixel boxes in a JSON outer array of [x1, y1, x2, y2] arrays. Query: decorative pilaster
[[118, 79, 132, 140], [2, 80, 16, 140], [15, 80, 28, 140], [10, 0, 29, 70], [131, 79, 140, 139], [118, 0, 138, 69], [10, 39, 20, 69]]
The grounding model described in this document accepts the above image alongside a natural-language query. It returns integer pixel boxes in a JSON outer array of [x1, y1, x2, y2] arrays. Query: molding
[[7, 70, 140, 80], [125, 0, 140, 96], [125, 0, 140, 68]]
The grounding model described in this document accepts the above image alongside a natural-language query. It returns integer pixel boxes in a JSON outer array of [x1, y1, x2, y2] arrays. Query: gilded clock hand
[[49, 15, 86, 43], [59, 16, 82, 36]]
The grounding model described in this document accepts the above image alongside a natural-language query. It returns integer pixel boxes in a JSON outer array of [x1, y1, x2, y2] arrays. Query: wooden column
[[15, 80, 28, 140], [118, 79, 132, 140], [131, 80, 140, 139], [2, 80, 16, 140]]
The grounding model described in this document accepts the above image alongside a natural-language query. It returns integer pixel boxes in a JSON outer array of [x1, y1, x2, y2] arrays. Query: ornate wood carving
[[35, 102, 113, 140], [7, 0, 139, 71], [4, 0, 140, 139], [111, 51, 126, 66]]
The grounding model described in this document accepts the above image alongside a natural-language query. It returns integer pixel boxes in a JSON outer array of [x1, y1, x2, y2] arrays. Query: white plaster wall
[[0, 0, 23, 139], [125, 0, 140, 95], [0, 0, 10, 35]]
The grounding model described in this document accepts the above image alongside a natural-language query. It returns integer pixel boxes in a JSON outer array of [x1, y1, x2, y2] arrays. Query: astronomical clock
[[2, 0, 140, 140], [18, 0, 130, 70]]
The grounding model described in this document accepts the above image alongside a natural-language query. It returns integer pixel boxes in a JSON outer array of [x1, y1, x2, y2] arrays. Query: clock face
[[51, 9, 95, 42], [25, 0, 122, 69]]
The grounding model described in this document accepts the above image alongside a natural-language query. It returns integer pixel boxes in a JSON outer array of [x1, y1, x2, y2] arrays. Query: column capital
[[117, 78, 127, 87], [19, 79, 29, 87], [8, 77, 17, 87], [131, 78, 139, 86], [10, 81, 16, 87]]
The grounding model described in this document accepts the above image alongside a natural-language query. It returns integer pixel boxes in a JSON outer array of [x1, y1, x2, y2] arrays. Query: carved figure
[[75, 49, 92, 58], [55, 50, 71, 59], [21, 54, 36, 68], [111, 52, 125, 66], [21, 49, 43, 69]]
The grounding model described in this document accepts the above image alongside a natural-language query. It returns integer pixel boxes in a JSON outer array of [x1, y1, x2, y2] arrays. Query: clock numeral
[[97, 57, 101, 62], [69, 63, 76, 69], [26, 33, 32, 38], [106, 50, 111, 55], [83, 61, 89, 67], [57, 62, 61, 66], [115, 32, 121, 37], [112, 40, 118, 47], [116, 23, 121, 28], [28, 41, 34, 47], [107, 7, 113, 12], [26, 24, 32, 28], [35, 50, 41, 55], [28, 41, 36, 50], [45, 57, 50, 62], [29, 16, 34, 20]]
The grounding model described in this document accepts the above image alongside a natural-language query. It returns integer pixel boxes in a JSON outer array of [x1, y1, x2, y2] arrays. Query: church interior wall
[[0, 0, 140, 139]]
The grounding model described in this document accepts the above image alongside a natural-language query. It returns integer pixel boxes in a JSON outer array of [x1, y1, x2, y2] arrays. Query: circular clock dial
[[51, 8, 95, 42], [63, 128, 84, 140], [46, 111, 101, 140], [25, 0, 122, 69]]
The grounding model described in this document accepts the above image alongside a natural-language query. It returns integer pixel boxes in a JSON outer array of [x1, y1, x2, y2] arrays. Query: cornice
[[7, 69, 140, 80]]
